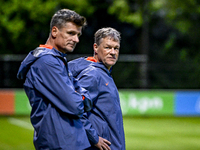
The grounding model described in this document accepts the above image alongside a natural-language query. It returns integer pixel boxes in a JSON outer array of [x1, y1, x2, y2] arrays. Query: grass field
[[0, 116, 200, 150]]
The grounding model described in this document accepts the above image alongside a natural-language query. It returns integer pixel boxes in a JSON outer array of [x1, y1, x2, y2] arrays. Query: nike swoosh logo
[[106, 82, 109, 86]]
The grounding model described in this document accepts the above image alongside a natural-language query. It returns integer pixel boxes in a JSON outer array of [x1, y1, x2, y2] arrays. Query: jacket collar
[[90, 61, 113, 76]]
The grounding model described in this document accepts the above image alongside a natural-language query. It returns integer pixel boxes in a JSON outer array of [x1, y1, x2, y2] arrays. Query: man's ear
[[51, 26, 58, 38], [93, 43, 98, 54]]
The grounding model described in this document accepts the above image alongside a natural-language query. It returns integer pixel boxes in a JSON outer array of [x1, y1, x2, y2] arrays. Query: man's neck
[[93, 55, 111, 70]]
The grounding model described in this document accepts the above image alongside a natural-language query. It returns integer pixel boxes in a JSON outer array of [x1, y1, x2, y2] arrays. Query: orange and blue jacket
[[69, 57, 126, 150], [17, 45, 92, 150]]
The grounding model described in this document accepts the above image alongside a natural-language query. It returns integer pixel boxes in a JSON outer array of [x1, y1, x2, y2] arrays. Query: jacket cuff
[[88, 134, 99, 145]]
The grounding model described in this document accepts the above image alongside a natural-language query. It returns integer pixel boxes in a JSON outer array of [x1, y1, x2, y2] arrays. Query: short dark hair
[[94, 27, 121, 45], [50, 9, 87, 31]]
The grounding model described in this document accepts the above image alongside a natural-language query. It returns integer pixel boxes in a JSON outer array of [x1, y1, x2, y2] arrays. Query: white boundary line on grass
[[8, 118, 33, 130]]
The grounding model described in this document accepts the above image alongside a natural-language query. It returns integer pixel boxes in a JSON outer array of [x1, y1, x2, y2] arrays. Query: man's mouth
[[108, 57, 116, 60]]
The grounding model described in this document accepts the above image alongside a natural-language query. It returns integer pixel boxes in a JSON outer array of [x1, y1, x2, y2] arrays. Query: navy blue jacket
[[69, 57, 126, 150], [17, 46, 92, 150]]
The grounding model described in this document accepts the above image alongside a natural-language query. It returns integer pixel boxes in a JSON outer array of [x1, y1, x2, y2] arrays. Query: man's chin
[[106, 62, 116, 68], [65, 48, 75, 53], [109, 60, 117, 65]]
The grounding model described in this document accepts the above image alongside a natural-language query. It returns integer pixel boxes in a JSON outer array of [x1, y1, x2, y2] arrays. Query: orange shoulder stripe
[[39, 44, 53, 49], [86, 57, 97, 62]]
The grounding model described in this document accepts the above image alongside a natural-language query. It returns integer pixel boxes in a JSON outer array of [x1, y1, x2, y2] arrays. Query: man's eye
[[68, 32, 75, 35]]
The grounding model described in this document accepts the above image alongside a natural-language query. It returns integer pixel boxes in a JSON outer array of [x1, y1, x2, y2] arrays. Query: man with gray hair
[[69, 27, 126, 150]]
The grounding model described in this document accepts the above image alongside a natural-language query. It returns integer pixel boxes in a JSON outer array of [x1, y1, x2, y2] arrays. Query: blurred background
[[0, 0, 200, 150], [1, 0, 200, 89]]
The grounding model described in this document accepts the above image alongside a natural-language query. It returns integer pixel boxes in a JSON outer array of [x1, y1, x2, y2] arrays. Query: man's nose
[[73, 35, 79, 43], [110, 48, 116, 54]]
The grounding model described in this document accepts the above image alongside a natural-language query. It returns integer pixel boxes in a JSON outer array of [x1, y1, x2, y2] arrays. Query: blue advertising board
[[175, 91, 200, 116]]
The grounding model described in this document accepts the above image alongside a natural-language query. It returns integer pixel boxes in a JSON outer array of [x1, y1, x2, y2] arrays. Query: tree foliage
[[108, 0, 143, 27], [0, 0, 95, 54], [107, 0, 200, 88], [1, 0, 200, 88]]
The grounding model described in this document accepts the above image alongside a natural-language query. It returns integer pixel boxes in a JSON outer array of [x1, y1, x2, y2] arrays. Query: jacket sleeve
[[77, 72, 100, 145], [31, 55, 84, 117], [72, 77, 92, 112], [81, 112, 99, 145]]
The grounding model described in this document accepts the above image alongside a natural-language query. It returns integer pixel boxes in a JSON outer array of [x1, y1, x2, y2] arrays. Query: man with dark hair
[[17, 9, 92, 150], [69, 27, 126, 150]]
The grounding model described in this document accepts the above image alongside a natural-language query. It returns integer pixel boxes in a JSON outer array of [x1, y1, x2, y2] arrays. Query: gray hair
[[50, 9, 87, 32], [94, 27, 121, 45]]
